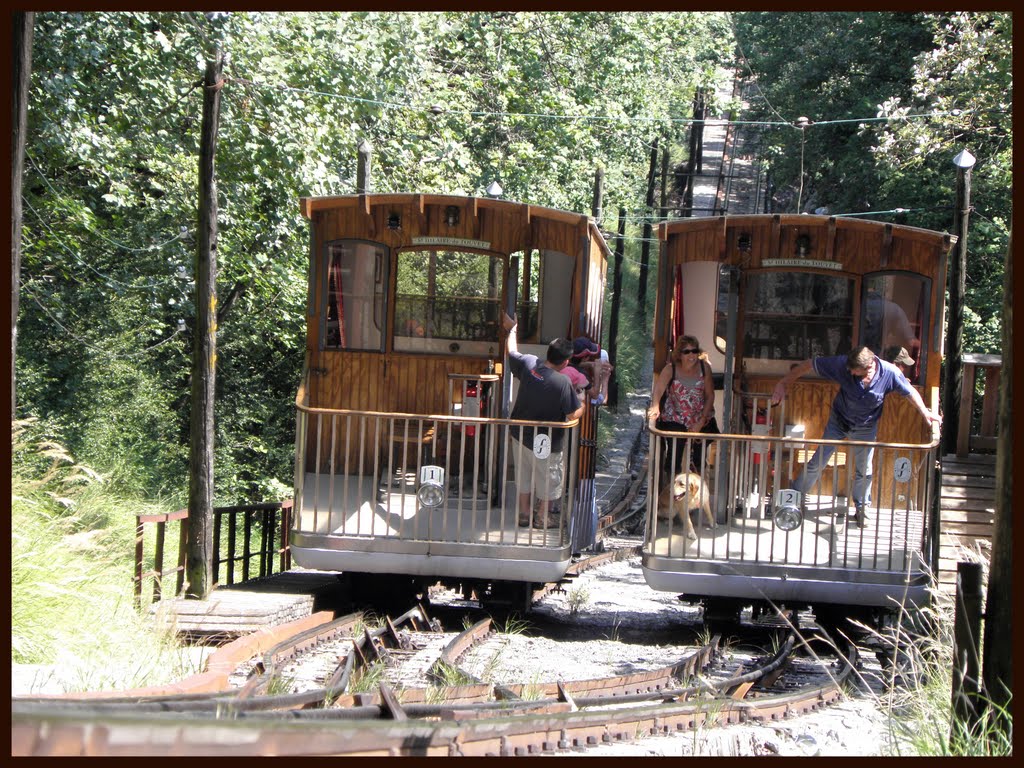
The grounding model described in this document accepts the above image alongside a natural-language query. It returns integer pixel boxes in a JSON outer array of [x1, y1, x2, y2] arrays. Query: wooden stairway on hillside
[[937, 453, 997, 597]]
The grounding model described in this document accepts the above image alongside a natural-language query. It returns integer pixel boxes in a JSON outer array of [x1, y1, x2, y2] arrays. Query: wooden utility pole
[[638, 138, 658, 317], [11, 12, 33, 422], [607, 207, 626, 408], [186, 49, 225, 600], [356, 139, 372, 194], [982, 233, 1012, 739], [941, 150, 975, 456]]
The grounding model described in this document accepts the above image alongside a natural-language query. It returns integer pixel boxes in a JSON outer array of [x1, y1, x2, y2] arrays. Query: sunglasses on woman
[[679, 348, 699, 355]]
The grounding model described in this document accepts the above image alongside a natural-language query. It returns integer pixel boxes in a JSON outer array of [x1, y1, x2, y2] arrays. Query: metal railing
[[646, 397, 940, 575], [133, 501, 292, 608], [293, 404, 580, 548]]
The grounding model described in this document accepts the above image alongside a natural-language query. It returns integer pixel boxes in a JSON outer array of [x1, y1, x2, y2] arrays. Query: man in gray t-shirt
[[502, 313, 583, 528]]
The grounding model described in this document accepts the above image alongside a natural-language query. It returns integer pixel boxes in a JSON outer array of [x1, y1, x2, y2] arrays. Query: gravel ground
[[509, 554, 903, 757]]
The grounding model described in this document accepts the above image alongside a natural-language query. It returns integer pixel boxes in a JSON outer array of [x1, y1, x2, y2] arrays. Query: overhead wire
[[224, 74, 985, 129], [26, 155, 193, 255], [22, 197, 188, 293], [22, 286, 186, 360]]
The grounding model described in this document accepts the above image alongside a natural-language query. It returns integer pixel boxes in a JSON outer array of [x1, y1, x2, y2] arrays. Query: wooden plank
[[939, 550, 991, 567], [941, 458, 998, 471], [941, 490, 997, 503], [943, 470, 998, 486], [939, 558, 990, 577], [939, 543, 992, 559], [942, 523, 997, 537], [940, 498, 996, 512], [970, 437, 997, 453], [940, 509, 996, 524], [941, 487, 997, 499], [164, 601, 313, 619], [941, 453, 998, 466], [940, 474, 997, 488]]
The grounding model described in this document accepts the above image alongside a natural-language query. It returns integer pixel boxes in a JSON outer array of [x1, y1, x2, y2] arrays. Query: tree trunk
[[659, 144, 669, 220], [638, 138, 658, 317], [982, 233, 1012, 737], [11, 12, 33, 422], [694, 87, 706, 174], [591, 164, 604, 226], [187, 49, 224, 600]]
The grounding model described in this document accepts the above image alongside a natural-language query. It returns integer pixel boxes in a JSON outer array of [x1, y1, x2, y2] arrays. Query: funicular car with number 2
[[289, 194, 609, 608], [643, 214, 955, 628]]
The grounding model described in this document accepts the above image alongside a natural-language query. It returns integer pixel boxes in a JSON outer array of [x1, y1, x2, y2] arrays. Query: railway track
[[13, 566, 864, 756]]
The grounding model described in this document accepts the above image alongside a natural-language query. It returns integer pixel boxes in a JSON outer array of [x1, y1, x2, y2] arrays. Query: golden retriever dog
[[657, 472, 716, 540]]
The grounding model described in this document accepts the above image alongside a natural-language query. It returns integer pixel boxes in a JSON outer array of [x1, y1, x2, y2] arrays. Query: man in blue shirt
[[771, 347, 941, 527], [502, 313, 583, 528]]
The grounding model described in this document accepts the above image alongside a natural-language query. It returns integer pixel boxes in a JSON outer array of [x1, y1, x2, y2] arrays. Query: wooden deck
[[150, 571, 345, 639], [298, 472, 568, 546], [937, 453, 997, 596], [649, 502, 926, 574]]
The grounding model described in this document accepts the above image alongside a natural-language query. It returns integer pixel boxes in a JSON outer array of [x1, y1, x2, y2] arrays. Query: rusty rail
[[12, 621, 855, 757], [133, 500, 293, 608]]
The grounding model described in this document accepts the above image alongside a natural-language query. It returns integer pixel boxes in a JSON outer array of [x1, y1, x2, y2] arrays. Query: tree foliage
[[872, 12, 1011, 353], [18, 11, 732, 502], [733, 11, 935, 215], [734, 11, 1011, 354]]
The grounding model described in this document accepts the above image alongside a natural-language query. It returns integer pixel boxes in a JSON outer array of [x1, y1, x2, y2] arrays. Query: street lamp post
[[941, 149, 976, 456]]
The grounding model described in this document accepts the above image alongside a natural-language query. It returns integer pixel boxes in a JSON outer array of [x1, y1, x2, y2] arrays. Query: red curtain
[[330, 255, 346, 348], [672, 264, 685, 345]]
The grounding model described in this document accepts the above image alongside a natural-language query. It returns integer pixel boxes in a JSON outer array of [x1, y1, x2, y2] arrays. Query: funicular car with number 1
[[289, 194, 609, 609]]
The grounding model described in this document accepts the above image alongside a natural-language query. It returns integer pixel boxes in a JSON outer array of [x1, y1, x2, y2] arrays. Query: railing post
[[176, 515, 188, 598], [153, 521, 166, 602], [227, 511, 237, 585], [212, 507, 221, 585], [956, 361, 977, 458], [261, 508, 272, 578], [134, 516, 145, 609], [279, 501, 291, 572], [979, 364, 1000, 440], [243, 509, 253, 582]]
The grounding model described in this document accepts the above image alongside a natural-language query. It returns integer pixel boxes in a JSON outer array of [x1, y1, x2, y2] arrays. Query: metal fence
[[133, 501, 292, 608], [293, 405, 580, 548], [646, 396, 939, 576]]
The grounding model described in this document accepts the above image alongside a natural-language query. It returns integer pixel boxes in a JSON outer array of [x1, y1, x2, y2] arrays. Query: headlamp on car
[[417, 465, 447, 508]]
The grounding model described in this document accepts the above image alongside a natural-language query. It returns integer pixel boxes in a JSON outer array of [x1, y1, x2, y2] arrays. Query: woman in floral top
[[649, 335, 718, 474]]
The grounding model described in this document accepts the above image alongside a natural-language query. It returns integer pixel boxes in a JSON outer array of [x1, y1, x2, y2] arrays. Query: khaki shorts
[[511, 438, 565, 501]]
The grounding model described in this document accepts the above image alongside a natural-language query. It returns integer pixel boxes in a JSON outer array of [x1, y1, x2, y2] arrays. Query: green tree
[[18, 10, 734, 503], [871, 12, 1011, 354], [733, 11, 934, 215]]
